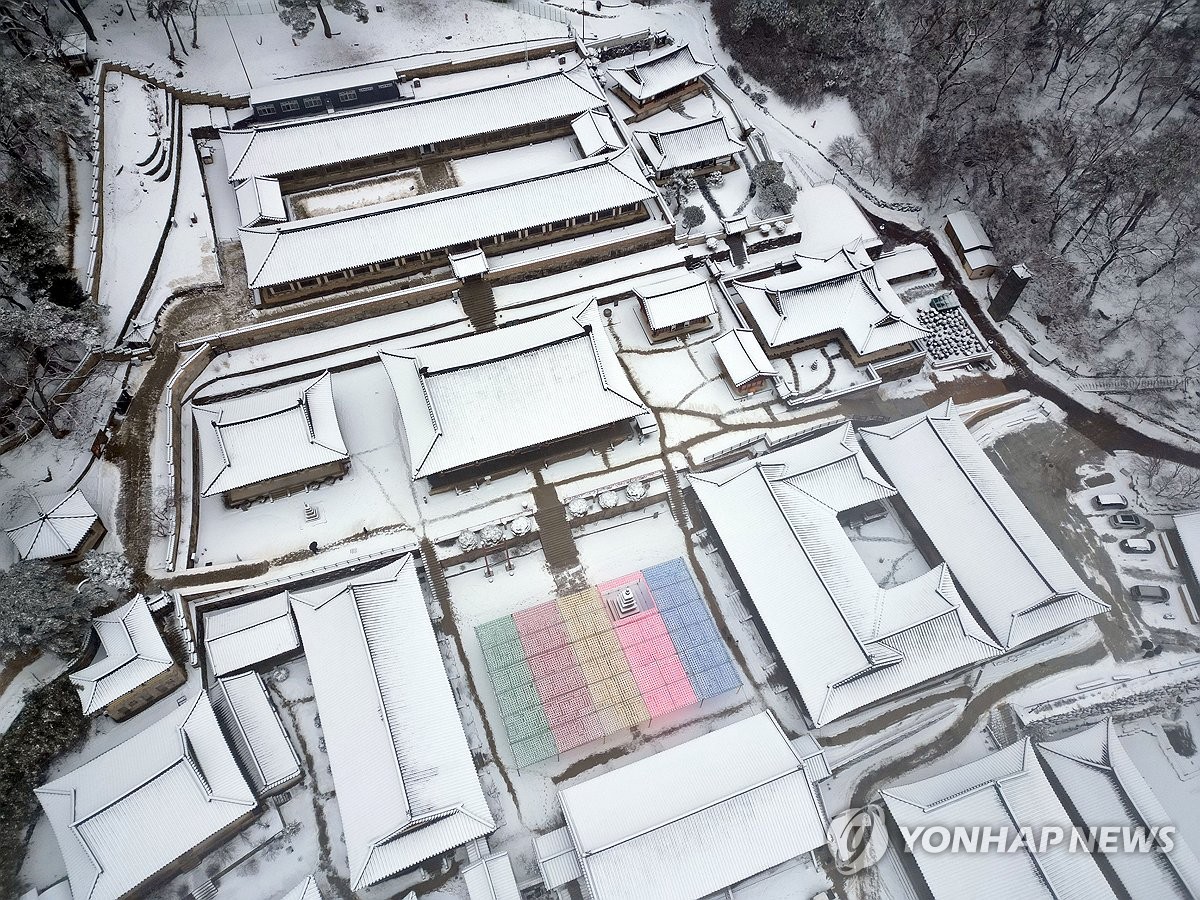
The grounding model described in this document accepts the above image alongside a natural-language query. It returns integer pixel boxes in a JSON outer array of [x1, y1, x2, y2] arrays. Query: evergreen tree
[[0, 561, 110, 658], [278, 0, 368, 40]]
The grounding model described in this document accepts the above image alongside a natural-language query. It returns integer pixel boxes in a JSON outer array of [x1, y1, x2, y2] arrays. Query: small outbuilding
[[235, 176, 286, 227], [945, 210, 999, 279], [249, 65, 401, 123], [873, 244, 939, 284], [5, 489, 105, 564], [633, 271, 717, 342], [633, 117, 746, 181], [59, 32, 93, 75], [712, 329, 775, 395], [211, 671, 302, 797], [71, 595, 185, 720], [571, 110, 623, 158], [608, 44, 714, 120], [193, 372, 350, 508]]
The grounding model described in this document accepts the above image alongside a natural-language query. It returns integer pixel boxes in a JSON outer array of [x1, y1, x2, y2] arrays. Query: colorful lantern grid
[[476, 558, 740, 766]]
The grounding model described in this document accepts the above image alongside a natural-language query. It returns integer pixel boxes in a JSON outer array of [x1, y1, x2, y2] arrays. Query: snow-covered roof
[[234, 176, 286, 227], [882, 739, 1117, 900], [632, 117, 746, 174], [289, 557, 494, 890], [732, 246, 928, 356], [572, 109, 623, 157], [60, 32, 88, 56], [691, 424, 1000, 726], [964, 245, 999, 272], [448, 248, 490, 279], [193, 372, 348, 498], [463, 852, 522, 900], [71, 596, 175, 716], [36, 693, 256, 900], [1175, 510, 1200, 572], [211, 672, 302, 796], [535, 826, 583, 889], [608, 44, 714, 102], [633, 270, 716, 330], [792, 183, 882, 255], [1038, 719, 1200, 899], [203, 592, 301, 677], [278, 875, 323, 900], [227, 64, 605, 182], [946, 210, 993, 251], [379, 301, 646, 479], [241, 148, 655, 290], [945, 211, 1000, 271], [860, 402, 1109, 648], [5, 489, 100, 561], [249, 65, 398, 107], [873, 244, 938, 282], [712, 329, 776, 388], [559, 711, 827, 900]]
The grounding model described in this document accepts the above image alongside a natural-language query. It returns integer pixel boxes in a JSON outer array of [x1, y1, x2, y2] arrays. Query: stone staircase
[[532, 483, 581, 574], [459, 279, 497, 332], [727, 233, 749, 268], [1074, 375, 1189, 394], [419, 538, 452, 610], [663, 467, 692, 529]]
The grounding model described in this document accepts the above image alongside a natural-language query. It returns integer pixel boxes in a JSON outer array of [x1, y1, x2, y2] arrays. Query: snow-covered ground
[[13, 4, 1200, 900], [85, 0, 567, 98], [96, 72, 176, 341]]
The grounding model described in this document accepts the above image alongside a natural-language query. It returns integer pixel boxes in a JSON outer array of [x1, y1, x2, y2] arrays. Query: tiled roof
[[1038, 719, 1200, 899], [379, 301, 645, 479], [5, 489, 99, 561], [204, 592, 300, 677], [290, 557, 494, 889], [608, 44, 713, 102], [860, 401, 1109, 648], [211, 671, 302, 795], [571, 109, 623, 157], [241, 149, 655, 289], [70, 596, 175, 716], [733, 246, 928, 355], [712, 329, 775, 387], [691, 423, 1001, 726], [193, 372, 348, 498], [36, 693, 256, 900], [882, 740, 1117, 900], [463, 852, 522, 900], [633, 116, 745, 173], [227, 64, 605, 181], [559, 712, 827, 900], [633, 271, 716, 330]]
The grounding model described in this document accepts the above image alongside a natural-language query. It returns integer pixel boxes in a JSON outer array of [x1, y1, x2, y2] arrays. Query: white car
[[1093, 493, 1128, 510]]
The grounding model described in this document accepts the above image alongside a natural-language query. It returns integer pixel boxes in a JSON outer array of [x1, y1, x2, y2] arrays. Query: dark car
[[1110, 512, 1146, 529], [1119, 538, 1155, 554], [1131, 585, 1171, 602], [1093, 493, 1129, 510]]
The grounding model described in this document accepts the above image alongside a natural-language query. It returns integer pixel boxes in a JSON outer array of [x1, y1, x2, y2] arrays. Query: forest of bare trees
[[0, 20, 97, 442], [715, 0, 1200, 376]]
